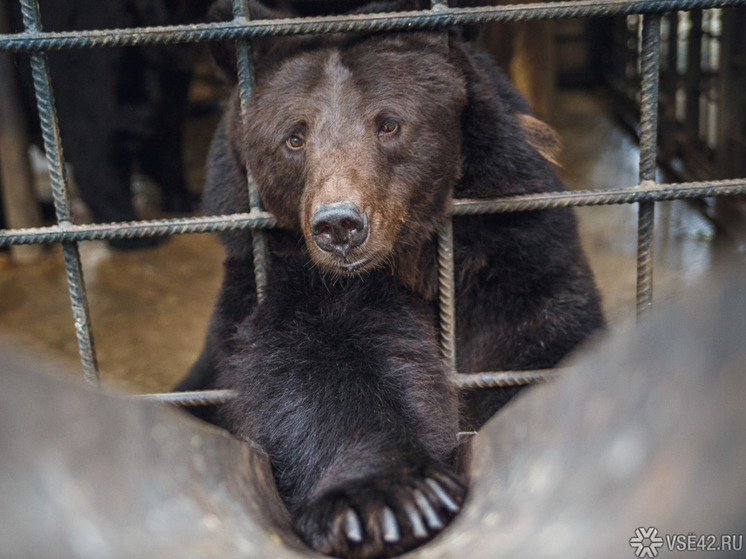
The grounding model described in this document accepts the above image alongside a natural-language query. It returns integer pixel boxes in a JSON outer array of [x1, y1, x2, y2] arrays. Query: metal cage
[[1, 0, 746, 406]]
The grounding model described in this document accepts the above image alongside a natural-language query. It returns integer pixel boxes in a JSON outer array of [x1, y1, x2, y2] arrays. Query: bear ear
[[452, 43, 560, 197], [516, 113, 561, 167], [207, 0, 295, 83]]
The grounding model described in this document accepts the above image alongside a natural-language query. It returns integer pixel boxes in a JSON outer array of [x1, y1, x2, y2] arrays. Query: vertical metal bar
[[19, 0, 99, 383], [431, 0, 457, 376], [233, 0, 268, 303], [636, 14, 661, 318], [437, 218, 457, 376]]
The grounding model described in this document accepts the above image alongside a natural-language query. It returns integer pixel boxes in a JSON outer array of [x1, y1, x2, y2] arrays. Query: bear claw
[[344, 508, 364, 543], [295, 469, 465, 558], [402, 500, 429, 539], [381, 506, 400, 543], [425, 477, 460, 513], [414, 489, 443, 531]]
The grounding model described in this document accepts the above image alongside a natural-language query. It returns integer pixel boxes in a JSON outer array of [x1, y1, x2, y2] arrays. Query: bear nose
[[311, 201, 369, 258]]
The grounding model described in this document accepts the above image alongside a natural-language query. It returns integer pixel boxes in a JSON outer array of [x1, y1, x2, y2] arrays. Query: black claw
[[344, 508, 363, 543], [381, 506, 400, 543], [425, 478, 460, 513], [403, 501, 429, 539], [414, 489, 443, 530]]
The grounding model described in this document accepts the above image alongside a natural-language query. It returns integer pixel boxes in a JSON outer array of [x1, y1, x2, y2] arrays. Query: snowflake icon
[[629, 527, 664, 557]]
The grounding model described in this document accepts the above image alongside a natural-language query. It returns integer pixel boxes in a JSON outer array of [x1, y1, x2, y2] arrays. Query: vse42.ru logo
[[630, 527, 742, 557]]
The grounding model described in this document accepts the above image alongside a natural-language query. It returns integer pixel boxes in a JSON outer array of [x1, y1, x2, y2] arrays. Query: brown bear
[[177, 1, 604, 557]]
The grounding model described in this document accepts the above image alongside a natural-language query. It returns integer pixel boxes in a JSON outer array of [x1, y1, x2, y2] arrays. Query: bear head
[[210, 0, 560, 288]]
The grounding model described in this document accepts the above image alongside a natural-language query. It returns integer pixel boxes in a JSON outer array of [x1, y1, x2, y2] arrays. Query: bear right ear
[[207, 0, 294, 83], [451, 42, 559, 198]]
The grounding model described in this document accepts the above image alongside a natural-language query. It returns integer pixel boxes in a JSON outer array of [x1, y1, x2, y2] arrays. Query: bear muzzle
[[310, 201, 370, 263]]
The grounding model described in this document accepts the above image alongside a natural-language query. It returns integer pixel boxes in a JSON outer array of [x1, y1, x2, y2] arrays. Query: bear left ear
[[516, 113, 561, 167], [451, 42, 561, 197]]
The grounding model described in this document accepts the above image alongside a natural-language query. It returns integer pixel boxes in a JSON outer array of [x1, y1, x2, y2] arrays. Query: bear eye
[[379, 119, 400, 136], [286, 134, 305, 150]]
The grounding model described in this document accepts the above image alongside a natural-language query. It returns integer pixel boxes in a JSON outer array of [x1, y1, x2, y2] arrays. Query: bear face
[[237, 34, 467, 275]]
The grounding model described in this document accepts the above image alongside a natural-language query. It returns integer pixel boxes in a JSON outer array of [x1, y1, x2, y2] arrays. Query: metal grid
[[611, 7, 746, 182], [2, 0, 746, 405]]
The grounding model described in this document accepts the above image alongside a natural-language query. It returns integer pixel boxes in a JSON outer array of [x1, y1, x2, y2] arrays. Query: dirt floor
[[0, 88, 743, 394]]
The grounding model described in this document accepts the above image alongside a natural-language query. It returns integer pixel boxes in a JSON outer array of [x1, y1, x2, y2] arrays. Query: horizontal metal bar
[[453, 370, 559, 389], [450, 178, 746, 215], [3, 179, 743, 246], [1, 0, 745, 53], [0, 211, 277, 246], [131, 389, 238, 406], [133, 370, 557, 406]]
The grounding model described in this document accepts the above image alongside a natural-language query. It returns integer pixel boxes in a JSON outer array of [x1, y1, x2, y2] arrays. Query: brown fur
[[178, 3, 605, 557]]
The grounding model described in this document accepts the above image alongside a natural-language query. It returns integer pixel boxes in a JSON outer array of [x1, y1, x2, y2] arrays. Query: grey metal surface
[[0, 341, 306, 559], [2, 272, 744, 558], [414, 270, 746, 558]]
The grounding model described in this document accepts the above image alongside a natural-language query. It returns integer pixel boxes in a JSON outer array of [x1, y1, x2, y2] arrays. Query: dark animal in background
[[177, 0, 605, 557], [5, 0, 211, 248]]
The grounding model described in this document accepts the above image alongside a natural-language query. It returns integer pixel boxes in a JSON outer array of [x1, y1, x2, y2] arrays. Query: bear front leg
[[219, 267, 464, 558], [295, 466, 465, 558]]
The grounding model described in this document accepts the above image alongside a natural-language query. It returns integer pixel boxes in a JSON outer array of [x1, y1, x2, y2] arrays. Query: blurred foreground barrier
[[418, 270, 746, 558], [1, 270, 745, 558]]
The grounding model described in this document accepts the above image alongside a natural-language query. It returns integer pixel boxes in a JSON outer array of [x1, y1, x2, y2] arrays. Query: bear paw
[[295, 468, 465, 559]]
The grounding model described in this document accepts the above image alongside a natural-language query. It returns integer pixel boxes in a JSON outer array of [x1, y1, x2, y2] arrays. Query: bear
[[177, 1, 605, 557], [5, 0, 211, 247]]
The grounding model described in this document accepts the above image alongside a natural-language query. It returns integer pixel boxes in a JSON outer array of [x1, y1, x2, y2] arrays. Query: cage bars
[[1, 0, 745, 401], [3, 180, 745, 246], [232, 0, 269, 303], [17, 0, 99, 384], [636, 14, 661, 316], [3, 1, 746, 54]]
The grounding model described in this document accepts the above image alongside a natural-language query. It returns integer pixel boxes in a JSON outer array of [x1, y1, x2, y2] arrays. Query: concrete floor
[[0, 89, 742, 394]]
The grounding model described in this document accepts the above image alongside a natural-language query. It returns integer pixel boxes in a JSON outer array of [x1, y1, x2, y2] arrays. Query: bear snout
[[310, 201, 370, 260]]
